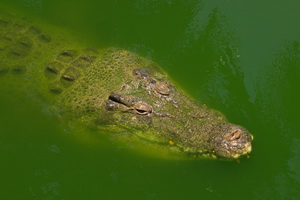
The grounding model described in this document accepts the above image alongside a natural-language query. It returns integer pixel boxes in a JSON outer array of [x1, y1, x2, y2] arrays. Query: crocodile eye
[[136, 109, 148, 115], [134, 101, 152, 115]]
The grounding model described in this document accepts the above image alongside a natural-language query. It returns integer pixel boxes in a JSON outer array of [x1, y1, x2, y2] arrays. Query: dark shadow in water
[[164, 8, 254, 124]]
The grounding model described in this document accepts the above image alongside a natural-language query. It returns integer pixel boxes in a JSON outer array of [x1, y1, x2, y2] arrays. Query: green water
[[0, 0, 299, 199]]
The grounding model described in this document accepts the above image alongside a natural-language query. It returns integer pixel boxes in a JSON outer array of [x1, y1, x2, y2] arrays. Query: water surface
[[0, 0, 299, 199]]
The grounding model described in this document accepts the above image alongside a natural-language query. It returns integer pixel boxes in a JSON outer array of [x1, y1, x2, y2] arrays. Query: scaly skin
[[0, 10, 253, 159]]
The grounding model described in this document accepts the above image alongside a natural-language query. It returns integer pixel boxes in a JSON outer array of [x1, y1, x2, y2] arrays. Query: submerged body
[[0, 10, 253, 159]]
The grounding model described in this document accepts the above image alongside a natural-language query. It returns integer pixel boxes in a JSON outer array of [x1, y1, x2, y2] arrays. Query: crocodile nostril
[[226, 130, 241, 141], [232, 131, 241, 140]]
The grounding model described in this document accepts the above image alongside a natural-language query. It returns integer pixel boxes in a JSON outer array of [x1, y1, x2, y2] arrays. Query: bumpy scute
[[57, 50, 78, 63], [38, 34, 51, 43], [44, 61, 64, 79]]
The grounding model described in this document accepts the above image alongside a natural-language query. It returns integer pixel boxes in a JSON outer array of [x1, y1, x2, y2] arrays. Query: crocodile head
[[101, 67, 253, 159]]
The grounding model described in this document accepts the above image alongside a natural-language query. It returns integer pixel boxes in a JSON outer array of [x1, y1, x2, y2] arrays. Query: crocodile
[[0, 9, 253, 159]]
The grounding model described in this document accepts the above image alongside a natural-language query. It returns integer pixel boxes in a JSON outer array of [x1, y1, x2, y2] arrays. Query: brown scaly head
[[98, 63, 253, 159]]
